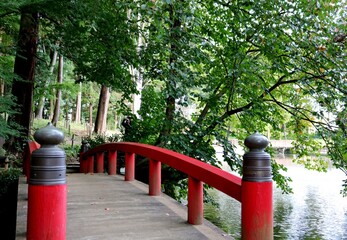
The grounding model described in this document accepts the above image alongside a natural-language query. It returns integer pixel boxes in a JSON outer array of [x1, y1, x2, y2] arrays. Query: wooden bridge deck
[[16, 174, 232, 240]]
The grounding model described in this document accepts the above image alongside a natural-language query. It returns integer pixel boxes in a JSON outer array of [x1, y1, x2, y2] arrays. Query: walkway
[[16, 174, 232, 240]]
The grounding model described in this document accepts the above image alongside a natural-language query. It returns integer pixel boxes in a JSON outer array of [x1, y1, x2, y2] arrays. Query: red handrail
[[80, 142, 242, 226], [80, 142, 242, 201]]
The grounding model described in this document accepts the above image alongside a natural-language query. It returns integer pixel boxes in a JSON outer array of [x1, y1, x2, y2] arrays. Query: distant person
[[121, 116, 132, 136]]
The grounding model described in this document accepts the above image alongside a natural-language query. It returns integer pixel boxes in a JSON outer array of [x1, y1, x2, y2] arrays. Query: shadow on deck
[[16, 174, 233, 240]]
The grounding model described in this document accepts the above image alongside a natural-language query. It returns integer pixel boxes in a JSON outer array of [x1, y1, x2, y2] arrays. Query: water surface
[[213, 156, 347, 240]]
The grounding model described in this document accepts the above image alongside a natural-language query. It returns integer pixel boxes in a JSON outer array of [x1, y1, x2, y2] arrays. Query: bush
[[0, 168, 21, 195], [83, 134, 120, 149]]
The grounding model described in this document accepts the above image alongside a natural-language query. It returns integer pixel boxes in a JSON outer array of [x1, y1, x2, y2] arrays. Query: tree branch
[[265, 92, 333, 130], [200, 72, 299, 135]]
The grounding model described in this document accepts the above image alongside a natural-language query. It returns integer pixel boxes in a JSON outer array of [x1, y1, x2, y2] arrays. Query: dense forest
[[0, 0, 346, 197]]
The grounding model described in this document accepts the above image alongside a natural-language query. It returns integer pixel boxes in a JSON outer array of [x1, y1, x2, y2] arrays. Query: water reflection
[[213, 156, 347, 240]]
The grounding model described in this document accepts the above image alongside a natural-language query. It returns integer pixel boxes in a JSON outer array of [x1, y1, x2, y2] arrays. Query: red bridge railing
[[79, 132, 273, 239]]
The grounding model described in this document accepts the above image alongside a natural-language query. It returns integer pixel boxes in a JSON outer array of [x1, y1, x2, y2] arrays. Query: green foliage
[[271, 159, 293, 194], [124, 85, 166, 143], [0, 147, 6, 156], [133, 0, 347, 196], [291, 132, 328, 171], [52, 0, 139, 99], [63, 144, 80, 160], [0, 10, 21, 140], [83, 134, 120, 149], [318, 107, 347, 196], [0, 94, 21, 140], [2, 0, 347, 196], [204, 202, 229, 233], [0, 168, 21, 195]]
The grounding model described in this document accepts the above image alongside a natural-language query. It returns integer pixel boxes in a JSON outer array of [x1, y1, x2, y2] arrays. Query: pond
[[211, 155, 347, 240]]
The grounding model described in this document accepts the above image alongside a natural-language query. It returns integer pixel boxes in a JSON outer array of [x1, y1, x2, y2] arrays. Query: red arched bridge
[[19, 131, 273, 240]]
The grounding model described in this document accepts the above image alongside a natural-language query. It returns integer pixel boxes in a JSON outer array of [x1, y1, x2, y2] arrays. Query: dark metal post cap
[[244, 131, 269, 150], [30, 122, 66, 185], [242, 132, 272, 182], [34, 122, 64, 145]]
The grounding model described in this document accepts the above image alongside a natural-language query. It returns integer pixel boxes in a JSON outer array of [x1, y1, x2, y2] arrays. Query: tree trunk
[[130, 66, 143, 117], [7, 12, 39, 151], [35, 50, 58, 119], [94, 85, 110, 134], [75, 82, 82, 124], [114, 110, 118, 130], [49, 95, 54, 120], [156, 6, 180, 146], [132, 19, 145, 117], [0, 80, 4, 96], [51, 55, 63, 126], [88, 103, 93, 135]]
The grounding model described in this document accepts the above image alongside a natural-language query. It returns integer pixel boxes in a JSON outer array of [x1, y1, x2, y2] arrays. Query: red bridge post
[[96, 152, 104, 173], [149, 159, 161, 196], [188, 176, 203, 225], [87, 155, 94, 173], [27, 123, 66, 240], [108, 150, 117, 175], [241, 132, 273, 239], [125, 152, 135, 181]]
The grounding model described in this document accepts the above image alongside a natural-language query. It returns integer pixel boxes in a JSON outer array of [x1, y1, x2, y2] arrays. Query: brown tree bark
[[93, 85, 110, 134], [35, 49, 58, 119], [51, 55, 63, 126], [7, 12, 39, 151]]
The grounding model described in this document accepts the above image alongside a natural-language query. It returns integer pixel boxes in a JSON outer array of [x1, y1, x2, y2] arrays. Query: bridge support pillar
[[188, 176, 203, 225], [96, 152, 104, 173], [108, 150, 117, 175], [148, 159, 161, 196], [241, 132, 273, 240], [149, 159, 161, 196], [125, 152, 135, 181], [27, 123, 66, 240], [87, 155, 94, 173]]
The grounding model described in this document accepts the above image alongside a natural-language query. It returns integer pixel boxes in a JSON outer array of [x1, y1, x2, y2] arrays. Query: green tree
[[1, 0, 346, 196], [1, 0, 140, 146], [133, 0, 347, 196]]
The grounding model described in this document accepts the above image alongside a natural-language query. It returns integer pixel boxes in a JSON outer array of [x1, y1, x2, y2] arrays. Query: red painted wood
[[23, 142, 40, 181], [80, 142, 242, 201], [188, 177, 203, 225], [30, 141, 272, 237], [125, 152, 135, 181], [149, 159, 161, 196], [79, 153, 86, 173], [96, 152, 104, 173], [88, 155, 94, 173], [27, 184, 67, 240], [108, 150, 117, 175], [241, 181, 273, 240]]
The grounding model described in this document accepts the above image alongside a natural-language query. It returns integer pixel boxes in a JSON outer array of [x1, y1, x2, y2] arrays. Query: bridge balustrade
[[79, 132, 273, 239]]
